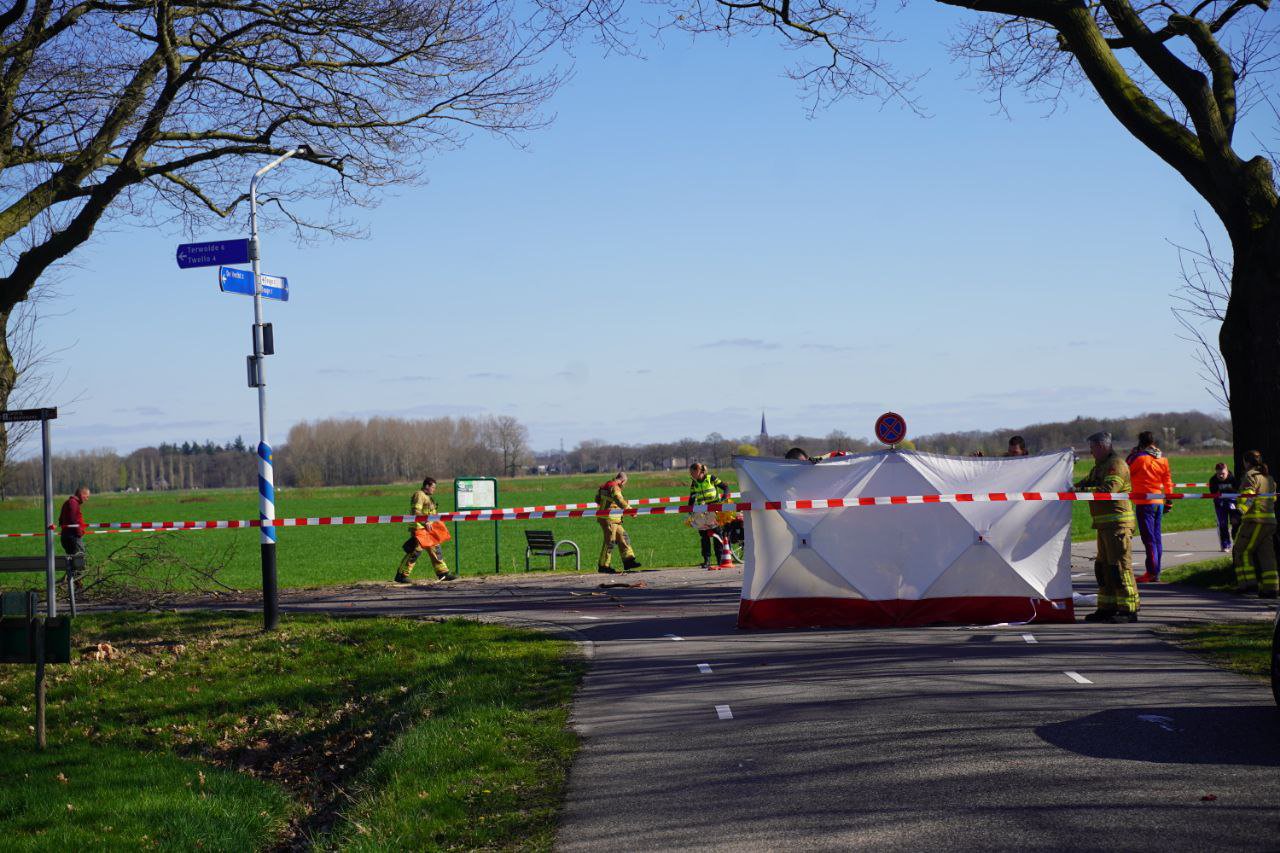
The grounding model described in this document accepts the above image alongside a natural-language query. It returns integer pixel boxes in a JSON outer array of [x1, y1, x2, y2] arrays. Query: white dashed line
[[697, 663, 713, 674], [1174, 553, 1193, 557], [1064, 670, 1093, 684], [664, 633, 684, 641], [580, 616, 599, 620], [1022, 634, 1038, 644], [715, 704, 733, 720]]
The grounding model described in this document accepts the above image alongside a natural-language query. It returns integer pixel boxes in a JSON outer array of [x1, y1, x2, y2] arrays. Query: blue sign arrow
[[177, 239, 250, 269], [219, 266, 289, 302]]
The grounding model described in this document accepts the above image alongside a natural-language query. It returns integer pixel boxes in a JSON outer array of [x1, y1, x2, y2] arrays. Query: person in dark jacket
[[1209, 462, 1239, 552], [58, 486, 90, 561]]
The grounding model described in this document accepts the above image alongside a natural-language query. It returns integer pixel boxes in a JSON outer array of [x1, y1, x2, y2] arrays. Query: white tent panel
[[735, 449, 1075, 629]]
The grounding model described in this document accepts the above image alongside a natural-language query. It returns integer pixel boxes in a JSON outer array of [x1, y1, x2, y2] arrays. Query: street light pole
[[246, 144, 341, 631]]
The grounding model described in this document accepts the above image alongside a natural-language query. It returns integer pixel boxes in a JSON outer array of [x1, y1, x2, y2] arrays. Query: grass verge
[[1161, 621, 1274, 680], [0, 612, 584, 850], [1160, 556, 1238, 593]]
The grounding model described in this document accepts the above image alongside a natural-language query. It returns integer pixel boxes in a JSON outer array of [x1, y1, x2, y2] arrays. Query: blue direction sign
[[219, 266, 289, 302], [176, 239, 250, 269]]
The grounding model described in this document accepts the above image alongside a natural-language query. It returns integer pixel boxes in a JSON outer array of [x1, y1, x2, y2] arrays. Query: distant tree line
[[911, 411, 1231, 457], [536, 410, 1231, 474], [279, 415, 530, 487], [4, 441, 258, 497], [1, 415, 533, 496]]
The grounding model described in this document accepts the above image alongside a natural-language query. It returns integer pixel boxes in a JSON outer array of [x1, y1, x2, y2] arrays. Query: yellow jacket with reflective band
[[596, 480, 630, 519], [409, 489, 437, 531], [1237, 467, 1276, 521], [689, 473, 728, 506], [1076, 452, 1135, 529]]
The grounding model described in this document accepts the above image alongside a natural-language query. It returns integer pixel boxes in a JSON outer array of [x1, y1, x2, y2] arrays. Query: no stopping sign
[[874, 412, 907, 446]]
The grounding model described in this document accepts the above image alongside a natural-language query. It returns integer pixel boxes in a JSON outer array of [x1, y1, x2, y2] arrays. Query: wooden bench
[[523, 530, 580, 572], [0, 555, 84, 617]]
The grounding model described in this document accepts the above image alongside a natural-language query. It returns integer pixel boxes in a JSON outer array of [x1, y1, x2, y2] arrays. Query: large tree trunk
[[0, 306, 17, 498], [1219, 225, 1280, 475]]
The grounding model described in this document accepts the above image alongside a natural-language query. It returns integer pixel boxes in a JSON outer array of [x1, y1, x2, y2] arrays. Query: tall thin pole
[[249, 150, 296, 631], [41, 416, 54, 618]]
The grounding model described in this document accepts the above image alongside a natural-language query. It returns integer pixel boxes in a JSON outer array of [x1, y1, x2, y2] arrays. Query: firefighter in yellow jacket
[[1075, 432, 1139, 622], [394, 477, 456, 583], [596, 472, 641, 574], [1233, 450, 1278, 598]]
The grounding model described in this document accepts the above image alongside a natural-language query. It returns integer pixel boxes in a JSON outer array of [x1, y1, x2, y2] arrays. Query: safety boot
[[1083, 609, 1116, 623], [598, 565, 617, 574], [394, 572, 411, 584], [622, 556, 642, 572], [1259, 589, 1278, 599]]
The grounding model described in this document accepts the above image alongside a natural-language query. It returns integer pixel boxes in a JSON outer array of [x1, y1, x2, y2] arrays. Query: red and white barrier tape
[[6, 490, 1253, 538]]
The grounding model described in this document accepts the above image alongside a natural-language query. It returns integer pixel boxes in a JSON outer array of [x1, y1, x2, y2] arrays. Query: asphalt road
[[190, 528, 1280, 850]]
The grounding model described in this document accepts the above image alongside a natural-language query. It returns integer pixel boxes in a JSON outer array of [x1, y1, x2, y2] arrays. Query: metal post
[[494, 519, 500, 574], [249, 150, 298, 631], [454, 522, 460, 577], [41, 417, 54, 618]]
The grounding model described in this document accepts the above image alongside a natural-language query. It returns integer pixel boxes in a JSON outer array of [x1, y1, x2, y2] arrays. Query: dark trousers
[[699, 528, 722, 563], [1134, 504, 1163, 576], [1214, 501, 1234, 549]]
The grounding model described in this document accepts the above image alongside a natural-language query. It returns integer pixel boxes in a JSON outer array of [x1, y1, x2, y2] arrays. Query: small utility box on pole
[[454, 477, 499, 574]]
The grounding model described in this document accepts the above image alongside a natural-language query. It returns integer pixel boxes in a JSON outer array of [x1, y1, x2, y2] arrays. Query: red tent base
[[737, 595, 1075, 629]]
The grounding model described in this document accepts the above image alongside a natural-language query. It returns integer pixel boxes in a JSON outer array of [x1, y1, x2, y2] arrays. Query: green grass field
[[0, 454, 1232, 591], [0, 612, 583, 850]]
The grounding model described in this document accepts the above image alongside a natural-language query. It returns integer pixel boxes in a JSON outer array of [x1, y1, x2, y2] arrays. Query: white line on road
[[1064, 670, 1093, 684], [1022, 634, 1038, 644], [715, 704, 733, 720], [1174, 552, 1194, 557], [580, 616, 599, 620], [697, 663, 713, 674], [664, 633, 684, 641]]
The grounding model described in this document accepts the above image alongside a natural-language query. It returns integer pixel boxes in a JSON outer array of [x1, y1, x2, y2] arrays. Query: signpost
[[0, 407, 68, 748], [454, 477, 500, 574], [0, 408, 58, 616], [219, 267, 289, 302], [875, 412, 907, 448], [176, 239, 251, 269]]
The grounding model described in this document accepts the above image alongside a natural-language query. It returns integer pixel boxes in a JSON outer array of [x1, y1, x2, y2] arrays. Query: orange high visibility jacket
[[1127, 450, 1174, 506]]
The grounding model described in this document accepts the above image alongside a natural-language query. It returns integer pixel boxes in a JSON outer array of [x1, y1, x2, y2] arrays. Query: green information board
[[453, 477, 499, 573]]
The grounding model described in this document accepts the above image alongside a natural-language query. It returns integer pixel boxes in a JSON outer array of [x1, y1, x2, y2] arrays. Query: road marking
[[664, 633, 683, 641], [1022, 634, 1038, 644], [715, 704, 733, 720], [1071, 573, 1088, 579], [580, 616, 599, 620], [1064, 670, 1093, 684], [1174, 552, 1193, 557], [697, 663, 713, 674]]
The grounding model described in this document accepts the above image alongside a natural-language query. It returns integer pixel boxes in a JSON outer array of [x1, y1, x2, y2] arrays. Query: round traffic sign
[[874, 412, 907, 446]]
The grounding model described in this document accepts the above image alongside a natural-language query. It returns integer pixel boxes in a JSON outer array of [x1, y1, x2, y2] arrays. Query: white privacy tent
[[735, 450, 1076, 629]]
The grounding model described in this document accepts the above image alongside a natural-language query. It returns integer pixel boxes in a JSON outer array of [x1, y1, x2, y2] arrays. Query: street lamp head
[[294, 143, 343, 171]]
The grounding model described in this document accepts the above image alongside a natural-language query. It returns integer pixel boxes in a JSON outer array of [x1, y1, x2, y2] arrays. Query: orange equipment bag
[[414, 521, 452, 548]]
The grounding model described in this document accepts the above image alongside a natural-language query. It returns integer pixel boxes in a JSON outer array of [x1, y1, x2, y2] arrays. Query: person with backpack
[[596, 472, 641, 574]]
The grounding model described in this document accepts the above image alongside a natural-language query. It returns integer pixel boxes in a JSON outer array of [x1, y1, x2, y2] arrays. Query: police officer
[[688, 462, 731, 568], [1075, 432, 1139, 623], [596, 472, 641, 574], [394, 477, 456, 583], [1233, 449, 1278, 598]]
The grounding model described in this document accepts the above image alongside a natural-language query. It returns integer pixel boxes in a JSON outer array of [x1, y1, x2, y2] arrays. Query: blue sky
[[33, 4, 1235, 456]]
